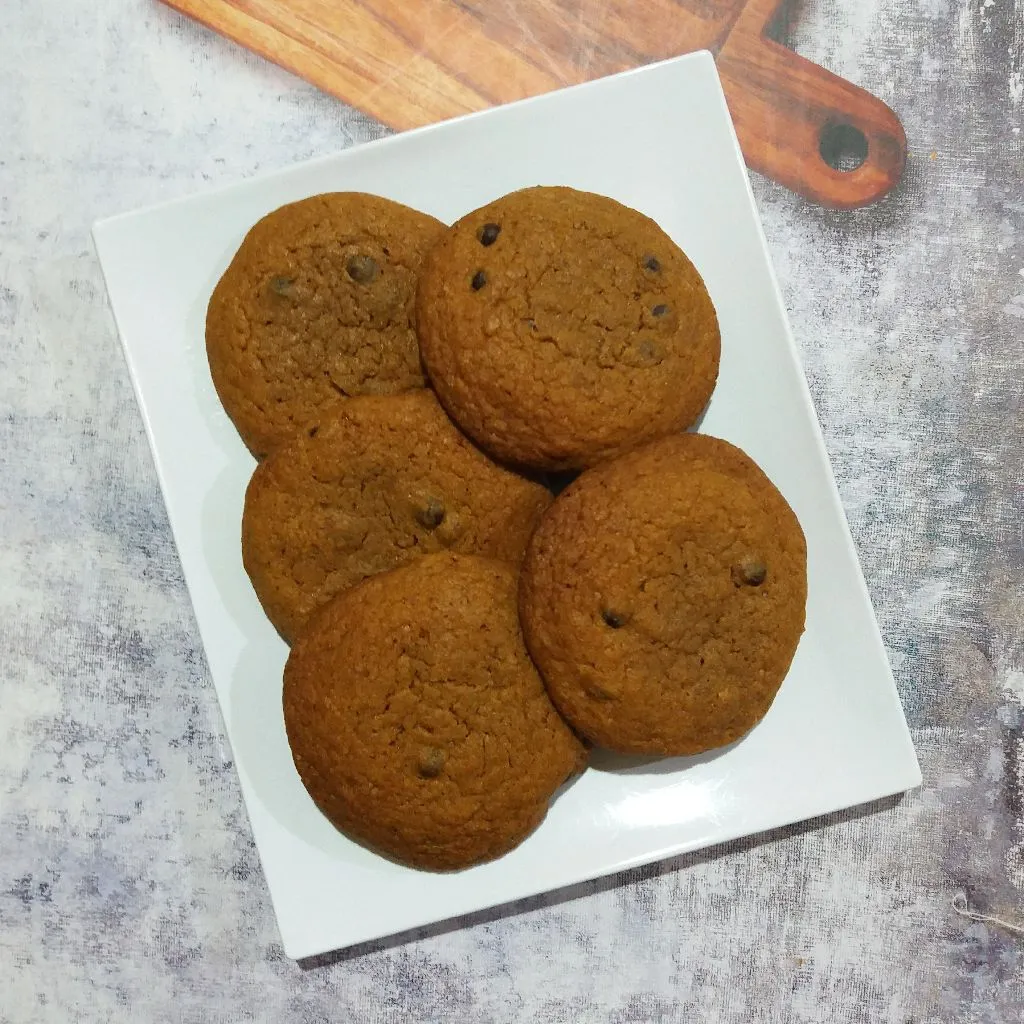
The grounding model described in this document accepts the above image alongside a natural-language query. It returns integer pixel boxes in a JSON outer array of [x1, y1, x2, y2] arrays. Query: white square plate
[[93, 51, 921, 959]]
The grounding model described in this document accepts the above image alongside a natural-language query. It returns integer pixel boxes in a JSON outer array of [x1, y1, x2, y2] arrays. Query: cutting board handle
[[717, 8, 906, 209]]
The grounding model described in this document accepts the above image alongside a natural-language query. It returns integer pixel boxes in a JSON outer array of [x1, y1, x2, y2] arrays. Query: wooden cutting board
[[164, 0, 906, 208]]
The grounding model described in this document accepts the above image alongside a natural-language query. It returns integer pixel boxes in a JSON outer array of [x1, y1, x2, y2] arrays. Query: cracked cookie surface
[[242, 390, 552, 644], [416, 186, 720, 471], [283, 553, 588, 870], [520, 433, 807, 756], [206, 192, 445, 457]]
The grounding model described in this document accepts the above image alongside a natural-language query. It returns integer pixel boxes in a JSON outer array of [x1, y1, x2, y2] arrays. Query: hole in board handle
[[819, 122, 869, 172]]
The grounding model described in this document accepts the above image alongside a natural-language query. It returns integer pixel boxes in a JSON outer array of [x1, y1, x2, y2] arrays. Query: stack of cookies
[[206, 186, 807, 872]]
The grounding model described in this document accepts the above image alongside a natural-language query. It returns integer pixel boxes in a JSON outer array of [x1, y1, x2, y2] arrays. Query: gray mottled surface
[[2, 0, 1022, 1020]]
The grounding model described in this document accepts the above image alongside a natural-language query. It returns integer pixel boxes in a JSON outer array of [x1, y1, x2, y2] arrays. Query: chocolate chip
[[269, 275, 295, 297], [478, 223, 501, 246], [585, 683, 615, 702], [652, 303, 669, 317], [601, 608, 628, 629], [471, 270, 488, 291], [346, 254, 379, 284], [643, 255, 661, 273], [415, 498, 446, 529], [732, 558, 767, 587], [417, 747, 446, 779]]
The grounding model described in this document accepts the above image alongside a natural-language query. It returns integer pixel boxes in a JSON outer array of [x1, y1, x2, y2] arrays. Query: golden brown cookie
[[283, 553, 588, 870], [520, 433, 807, 756], [416, 186, 720, 471], [242, 390, 552, 643], [207, 192, 445, 457]]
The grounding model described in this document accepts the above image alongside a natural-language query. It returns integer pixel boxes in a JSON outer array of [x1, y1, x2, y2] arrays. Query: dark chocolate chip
[[471, 269, 488, 291], [415, 498, 446, 529], [478, 223, 501, 246], [346, 254, 379, 284], [732, 558, 767, 587], [643, 254, 661, 273], [417, 747, 446, 779], [269, 275, 295, 297], [601, 608, 627, 629], [652, 303, 669, 317]]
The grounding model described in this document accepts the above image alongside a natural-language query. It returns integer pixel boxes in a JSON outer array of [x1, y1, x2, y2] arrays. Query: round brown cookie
[[207, 192, 445, 457], [283, 553, 588, 870], [520, 433, 807, 756], [242, 389, 552, 643], [416, 186, 720, 471]]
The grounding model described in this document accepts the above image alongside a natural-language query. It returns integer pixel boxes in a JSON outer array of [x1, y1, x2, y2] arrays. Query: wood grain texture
[[717, 0, 906, 208], [162, 0, 907, 207]]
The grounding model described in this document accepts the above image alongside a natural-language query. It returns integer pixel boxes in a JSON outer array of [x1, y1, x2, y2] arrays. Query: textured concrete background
[[2, 0, 1022, 1020]]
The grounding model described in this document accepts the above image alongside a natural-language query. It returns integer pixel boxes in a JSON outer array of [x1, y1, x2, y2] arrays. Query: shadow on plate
[[226, 639, 372, 860], [586, 738, 743, 776], [296, 789, 907, 971], [199, 462, 259, 631]]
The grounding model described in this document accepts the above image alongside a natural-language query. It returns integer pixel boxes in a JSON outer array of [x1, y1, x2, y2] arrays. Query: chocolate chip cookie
[[207, 192, 445, 457], [520, 433, 807, 756], [416, 186, 720, 470], [283, 553, 588, 870], [242, 389, 552, 643]]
